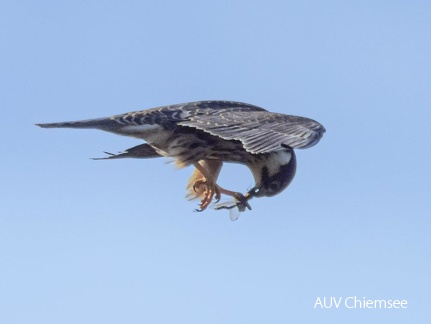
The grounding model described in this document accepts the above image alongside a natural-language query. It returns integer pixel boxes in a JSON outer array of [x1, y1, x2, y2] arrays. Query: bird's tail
[[92, 143, 162, 160]]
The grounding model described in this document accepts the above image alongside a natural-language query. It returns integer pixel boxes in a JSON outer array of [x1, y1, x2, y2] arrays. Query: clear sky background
[[1, 1, 430, 323]]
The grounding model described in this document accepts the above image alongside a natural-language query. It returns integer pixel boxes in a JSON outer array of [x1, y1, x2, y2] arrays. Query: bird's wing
[[35, 101, 259, 130], [36, 100, 325, 154], [179, 106, 326, 154]]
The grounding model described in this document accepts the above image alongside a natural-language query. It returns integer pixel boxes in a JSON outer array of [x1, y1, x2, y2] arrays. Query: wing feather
[[178, 107, 325, 154], [37, 100, 325, 154]]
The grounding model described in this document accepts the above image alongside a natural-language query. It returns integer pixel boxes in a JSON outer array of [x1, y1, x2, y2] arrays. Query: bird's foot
[[193, 179, 221, 212], [214, 191, 253, 212]]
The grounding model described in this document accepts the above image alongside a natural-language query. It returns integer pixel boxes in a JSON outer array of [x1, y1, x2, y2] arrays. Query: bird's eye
[[268, 181, 280, 193]]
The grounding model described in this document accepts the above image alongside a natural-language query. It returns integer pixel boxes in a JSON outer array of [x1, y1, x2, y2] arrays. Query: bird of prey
[[37, 100, 325, 217]]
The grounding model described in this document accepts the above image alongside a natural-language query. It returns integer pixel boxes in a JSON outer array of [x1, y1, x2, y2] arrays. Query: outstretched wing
[[179, 105, 326, 154], [37, 100, 325, 154], [35, 101, 263, 130]]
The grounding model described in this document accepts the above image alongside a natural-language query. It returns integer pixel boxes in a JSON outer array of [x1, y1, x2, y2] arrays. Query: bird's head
[[248, 148, 297, 198]]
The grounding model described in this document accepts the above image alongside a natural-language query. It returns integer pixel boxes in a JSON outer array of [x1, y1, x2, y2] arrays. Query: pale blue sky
[[1, 1, 430, 323]]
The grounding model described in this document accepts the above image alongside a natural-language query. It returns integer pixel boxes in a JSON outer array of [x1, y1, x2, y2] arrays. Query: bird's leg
[[190, 160, 223, 211], [187, 160, 253, 212]]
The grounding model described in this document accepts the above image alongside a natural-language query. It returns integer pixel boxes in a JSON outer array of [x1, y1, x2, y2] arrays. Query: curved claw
[[191, 179, 253, 213], [213, 186, 221, 203], [191, 179, 223, 212]]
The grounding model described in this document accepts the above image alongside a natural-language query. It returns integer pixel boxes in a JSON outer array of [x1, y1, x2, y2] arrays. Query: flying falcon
[[37, 101, 325, 217]]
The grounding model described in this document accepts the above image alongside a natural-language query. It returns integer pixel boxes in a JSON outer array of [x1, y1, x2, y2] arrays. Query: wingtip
[[35, 122, 60, 128]]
